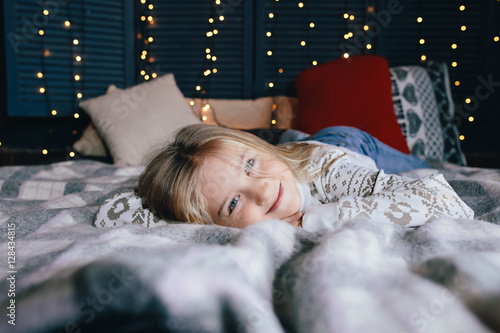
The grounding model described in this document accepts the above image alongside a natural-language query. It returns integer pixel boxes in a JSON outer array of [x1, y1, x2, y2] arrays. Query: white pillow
[[79, 74, 201, 166]]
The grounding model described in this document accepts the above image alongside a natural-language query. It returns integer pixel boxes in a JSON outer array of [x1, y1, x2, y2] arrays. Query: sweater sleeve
[[305, 144, 474, 228]]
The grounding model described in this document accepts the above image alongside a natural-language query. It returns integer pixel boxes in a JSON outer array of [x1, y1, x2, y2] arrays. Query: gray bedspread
[[0, 160, 499, 333]]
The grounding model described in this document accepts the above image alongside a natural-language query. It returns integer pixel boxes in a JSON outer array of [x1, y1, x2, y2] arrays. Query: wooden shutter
[[3, 0, 134, 116], [144, 0, 253, 99]]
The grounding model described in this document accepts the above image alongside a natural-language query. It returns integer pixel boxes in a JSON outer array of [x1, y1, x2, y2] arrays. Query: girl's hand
[[281, 211, 304, 228]]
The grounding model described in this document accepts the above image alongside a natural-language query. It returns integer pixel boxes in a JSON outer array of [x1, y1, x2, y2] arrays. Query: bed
[[1, 56, 500, 333]]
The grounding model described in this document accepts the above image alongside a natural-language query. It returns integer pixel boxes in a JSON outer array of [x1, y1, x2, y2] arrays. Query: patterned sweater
[[296, 143, 474, 232]]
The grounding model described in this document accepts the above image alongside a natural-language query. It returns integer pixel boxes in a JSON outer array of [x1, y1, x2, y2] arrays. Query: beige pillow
[[186, 97, 273, 129], [273, 96, 298, 129], [186, 96, 297, 129], [73, 122, 108, 157], [79, 74, 201, 166]]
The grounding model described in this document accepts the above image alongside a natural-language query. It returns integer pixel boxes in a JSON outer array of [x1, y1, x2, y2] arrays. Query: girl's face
[[199, 147, 302, 228]]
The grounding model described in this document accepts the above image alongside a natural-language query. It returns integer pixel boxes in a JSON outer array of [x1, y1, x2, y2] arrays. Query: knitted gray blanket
[[0, 160, 499, 333]]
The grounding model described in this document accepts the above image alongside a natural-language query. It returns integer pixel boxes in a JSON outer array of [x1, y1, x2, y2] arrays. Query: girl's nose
[[251, 178, 271, 207]]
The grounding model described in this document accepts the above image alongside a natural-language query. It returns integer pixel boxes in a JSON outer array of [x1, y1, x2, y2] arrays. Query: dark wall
[[1, 1, 499, 166]]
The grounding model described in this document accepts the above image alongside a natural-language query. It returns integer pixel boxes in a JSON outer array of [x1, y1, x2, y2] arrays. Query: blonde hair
[[138, 124, 326, 225]]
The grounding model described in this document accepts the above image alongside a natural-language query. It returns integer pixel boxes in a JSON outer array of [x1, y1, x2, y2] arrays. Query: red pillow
[[294, 55, 410, 154]]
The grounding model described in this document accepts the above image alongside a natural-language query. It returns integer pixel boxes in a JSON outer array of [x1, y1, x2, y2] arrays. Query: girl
[[138, 124, 473, 230]]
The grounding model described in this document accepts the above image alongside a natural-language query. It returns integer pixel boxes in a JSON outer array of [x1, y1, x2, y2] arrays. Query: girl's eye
[[229, 196, 239, 214], [245, 158, 254, 175]]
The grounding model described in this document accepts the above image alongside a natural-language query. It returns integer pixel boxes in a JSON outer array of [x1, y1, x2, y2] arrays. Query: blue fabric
[[279, 126, 429, 174]]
